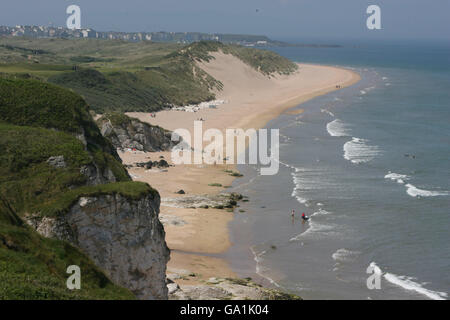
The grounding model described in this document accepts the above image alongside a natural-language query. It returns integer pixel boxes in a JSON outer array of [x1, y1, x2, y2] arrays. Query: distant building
[[0, 24, 278, 47]]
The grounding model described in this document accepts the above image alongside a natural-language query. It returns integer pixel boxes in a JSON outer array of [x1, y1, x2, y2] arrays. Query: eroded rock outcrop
[[26, 192, 170, 300], [97, 113, 177, 152]]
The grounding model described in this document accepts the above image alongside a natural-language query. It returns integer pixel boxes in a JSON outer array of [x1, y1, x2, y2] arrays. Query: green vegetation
[[0, 78, 161, 299], [0, 220, 135, 299], [229, 171, 244, 177], [0, 123, 143, 299], [97, 111, 168, 134], [37, 181, 156, 218], [0, 78, 97, 133], [99, 112, 133, 127], [0, 78, 129, 181], [175, 41, 298, 76], [0, 38, 298, 113], [208, 183, 223, 187]]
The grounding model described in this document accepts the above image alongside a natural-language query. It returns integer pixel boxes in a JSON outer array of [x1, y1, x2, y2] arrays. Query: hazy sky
[[1, 0, 449, 42]]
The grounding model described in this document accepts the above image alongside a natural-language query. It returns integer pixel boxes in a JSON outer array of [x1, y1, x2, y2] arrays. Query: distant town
[[0, 25, 341, 48]]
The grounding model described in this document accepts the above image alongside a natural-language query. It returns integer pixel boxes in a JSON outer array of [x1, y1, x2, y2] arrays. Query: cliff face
[[26, 192, 170, 300], [0, 78, 169, 299], [97, 113, 176, 152]]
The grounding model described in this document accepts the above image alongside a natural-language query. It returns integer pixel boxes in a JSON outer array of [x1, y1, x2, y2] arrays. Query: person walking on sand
[[291, 209, 295, 217]]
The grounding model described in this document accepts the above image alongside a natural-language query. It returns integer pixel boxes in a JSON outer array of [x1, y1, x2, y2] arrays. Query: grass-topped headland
[[0, 38, 298, 113], [0, 123, 147, 299], [35, 181, 158, 218], [0, 78, 163, 299], [0, 77, 129, 180], [0, 78, 163, 219]]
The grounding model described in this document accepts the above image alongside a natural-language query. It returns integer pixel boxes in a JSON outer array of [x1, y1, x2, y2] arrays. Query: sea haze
[[227, 41, 450, 300]]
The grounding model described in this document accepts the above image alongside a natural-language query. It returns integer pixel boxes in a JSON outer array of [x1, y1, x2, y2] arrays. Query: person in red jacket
[[301, 212, 309, 222]]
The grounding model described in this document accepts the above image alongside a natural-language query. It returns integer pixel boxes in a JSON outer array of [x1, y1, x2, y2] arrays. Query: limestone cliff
[[26, 191, 170, 300]]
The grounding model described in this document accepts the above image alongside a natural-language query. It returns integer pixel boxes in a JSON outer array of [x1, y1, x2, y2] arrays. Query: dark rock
[[97, 113, 179, 152], [46, 156, 66, 169], [158, 159, 169, 168], [230, 193, 243, 201]]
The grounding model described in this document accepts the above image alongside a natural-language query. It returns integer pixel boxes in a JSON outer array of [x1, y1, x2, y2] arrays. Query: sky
[[1, 0, 449, 42]]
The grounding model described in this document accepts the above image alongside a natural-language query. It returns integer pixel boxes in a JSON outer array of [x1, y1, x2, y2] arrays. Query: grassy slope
[[0, 78, 129, 181], [97, 111, 169, 133], [0, 78, 160, 299], [0, 219, 135, 300], [0, 38, 298, 113]]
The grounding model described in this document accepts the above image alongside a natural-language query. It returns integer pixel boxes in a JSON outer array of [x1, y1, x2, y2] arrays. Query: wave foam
[[290, 223, 335, 241], [326, 119, 351, 137], [385, 172, 410, 184], [384, 272, 447, 300], [332, 248, 360, 262], [311, 208, 331, 216], [405, 184, 450, 198], [343, 137, 381, 164], [250, 247, 281, 288], [321, 109, 335, 117], [369, 262, 447, 300]]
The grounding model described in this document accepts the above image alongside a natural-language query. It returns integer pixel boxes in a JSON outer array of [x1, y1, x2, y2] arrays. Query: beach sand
[[121, 51, 360, 284]]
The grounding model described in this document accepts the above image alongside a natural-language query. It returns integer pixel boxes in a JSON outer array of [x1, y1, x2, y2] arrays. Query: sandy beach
[[121, 51, 360, 284]]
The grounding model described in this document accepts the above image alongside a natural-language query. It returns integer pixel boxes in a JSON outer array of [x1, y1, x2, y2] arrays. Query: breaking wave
[[326, 119, 351, 137], [332, 248, 360, 262], [343, 137, 381, 164], [384, 172, 410, 184], [405, 184, 450, 198]]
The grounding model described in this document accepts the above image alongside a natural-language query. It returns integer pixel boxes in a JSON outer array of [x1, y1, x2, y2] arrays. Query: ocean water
[[226, 41, 450, 300]]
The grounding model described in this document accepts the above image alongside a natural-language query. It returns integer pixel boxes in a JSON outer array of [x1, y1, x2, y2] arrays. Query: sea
[[225, 40, 450, 300]]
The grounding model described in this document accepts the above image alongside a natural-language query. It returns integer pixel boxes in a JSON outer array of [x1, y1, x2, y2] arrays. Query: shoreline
[[121, 54, 361, 286]]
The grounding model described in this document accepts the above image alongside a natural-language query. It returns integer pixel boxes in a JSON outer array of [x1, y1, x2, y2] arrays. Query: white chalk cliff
[[26, 192, 170, 300]]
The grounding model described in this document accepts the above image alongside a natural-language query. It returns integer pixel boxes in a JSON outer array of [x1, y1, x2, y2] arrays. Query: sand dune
[[128, 51, 359, 134]]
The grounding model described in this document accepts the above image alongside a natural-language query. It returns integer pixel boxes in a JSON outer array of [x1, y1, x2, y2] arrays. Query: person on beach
[[301, 212, 309, 222], [291, 209, 295, 217]]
